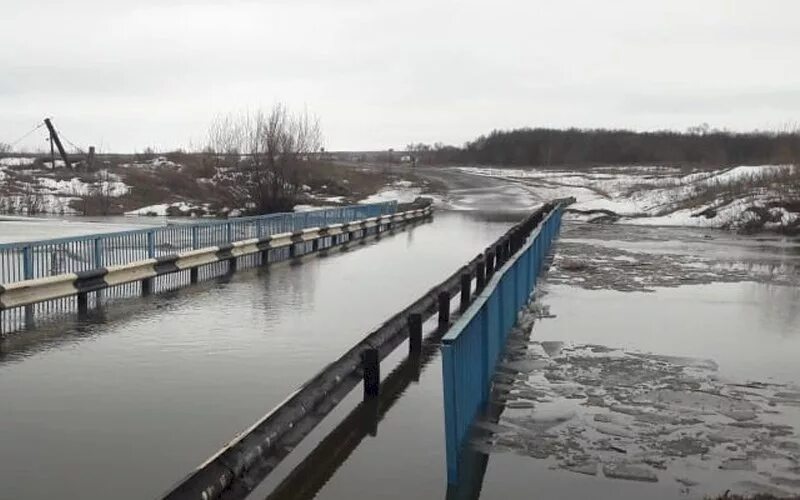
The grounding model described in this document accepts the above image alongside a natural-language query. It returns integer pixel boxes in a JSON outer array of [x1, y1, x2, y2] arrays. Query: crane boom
[[43, 118, 71, 168]]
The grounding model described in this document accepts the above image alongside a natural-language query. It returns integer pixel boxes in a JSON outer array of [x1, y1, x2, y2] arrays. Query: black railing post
[[361, 348, 380, 398], [460, 273, 472, 313], [408, 313, 423, 354], [77, 292, 89, 315], [438, 291, 451, 328], [485, 250, 495, 280], [141, 278, 152, 296], [476, 259, 486, 292], [190, 267, 199, 284]]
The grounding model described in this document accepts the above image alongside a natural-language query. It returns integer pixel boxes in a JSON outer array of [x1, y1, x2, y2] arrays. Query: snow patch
[[0, 157, 36, 167]]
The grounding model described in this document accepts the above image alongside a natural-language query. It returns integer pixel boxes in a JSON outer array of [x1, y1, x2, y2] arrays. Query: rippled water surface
[[0, 211, 514, 500], [2, 212, 799, 500]]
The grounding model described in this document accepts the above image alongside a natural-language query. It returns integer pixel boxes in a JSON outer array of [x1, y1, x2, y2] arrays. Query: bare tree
[[0, 142, 11, 158], [207, 104, 323, 214]]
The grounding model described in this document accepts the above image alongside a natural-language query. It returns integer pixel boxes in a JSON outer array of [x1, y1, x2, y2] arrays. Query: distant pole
[[87, 146, 96, 171], [43, 118, 71, 168], [49, 134, 55, 170]]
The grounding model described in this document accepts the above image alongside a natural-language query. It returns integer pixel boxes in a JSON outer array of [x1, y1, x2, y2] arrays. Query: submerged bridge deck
[[0, 203, 565, 500]]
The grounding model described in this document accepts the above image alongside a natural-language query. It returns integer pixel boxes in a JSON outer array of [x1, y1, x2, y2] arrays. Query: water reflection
[[263, 342, 436, 500], [0, 211, 512, 500]]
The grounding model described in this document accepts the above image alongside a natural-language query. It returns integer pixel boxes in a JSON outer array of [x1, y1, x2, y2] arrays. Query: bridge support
[[408, 313, 422, 354], [485, 250, 495, 280], [476, 259, 486, 292], [190, 268, 199, 284], [361, 348, 380, 398], [24, 305, 35, 328], [438, 291, 451, 329], [141, 278, 152, 296], [228, 257, 238, 274], [77, 292, 88, 316], [460, 273, 472, 312]]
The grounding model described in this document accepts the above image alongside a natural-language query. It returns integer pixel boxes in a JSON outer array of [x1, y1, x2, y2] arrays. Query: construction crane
[[43, 118, 71, 169]]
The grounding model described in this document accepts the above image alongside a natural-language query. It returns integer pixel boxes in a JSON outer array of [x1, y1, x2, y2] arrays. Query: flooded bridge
[[1, 177, 799, 500]]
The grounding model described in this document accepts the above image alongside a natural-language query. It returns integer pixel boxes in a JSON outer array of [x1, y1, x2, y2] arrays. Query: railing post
[[485, 250, 495, 280], [495, 242, 504, 267], [459, 272, 472, 313], [77, 292, 88, 316], [93, 237, 103, 268], [438, 291, 451, 329], [408, 313, 422, 355], [476, 258, 486, 292], [94, 237, 104, 305], [144, 231, 155, 294], [22, 246, 33, 280], [21, 245, 35, 329], [361, 348, 380, 398], [192, 226, 199, 250], [226, 222, 233, 243], [147, 230, 155, 258]]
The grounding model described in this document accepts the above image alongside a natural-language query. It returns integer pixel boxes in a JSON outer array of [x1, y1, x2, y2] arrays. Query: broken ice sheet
[[470, 340, 800, 496]]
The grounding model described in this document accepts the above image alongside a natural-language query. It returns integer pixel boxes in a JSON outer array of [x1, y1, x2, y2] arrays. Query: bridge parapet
[[160, 201, 561, 500], [0, 203, 430, 333]]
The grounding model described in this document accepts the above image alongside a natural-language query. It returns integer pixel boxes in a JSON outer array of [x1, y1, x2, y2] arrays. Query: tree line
[[408, 126, 800, 167]]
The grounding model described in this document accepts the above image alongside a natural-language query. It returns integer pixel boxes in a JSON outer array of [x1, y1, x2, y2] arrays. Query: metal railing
[[161, 201, 559, 500], [440, 203, 563, 484], [0, 202, 397, 285]]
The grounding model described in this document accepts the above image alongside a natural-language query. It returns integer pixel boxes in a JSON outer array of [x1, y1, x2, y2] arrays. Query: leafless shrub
[[135, 147, 158, 162], [19, 181, 44, 215], [206, 104, 323, 214]]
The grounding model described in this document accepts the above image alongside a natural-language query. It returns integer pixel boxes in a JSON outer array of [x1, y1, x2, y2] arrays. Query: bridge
[[0, 199, 564, 500]]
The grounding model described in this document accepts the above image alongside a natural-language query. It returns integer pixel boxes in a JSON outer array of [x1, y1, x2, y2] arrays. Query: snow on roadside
[[0, 157, 36, 167], [456, 165, 799, 232], [359, 180, 423, 204], [125, 202, 209, 217], [119, 157, 180, 169]]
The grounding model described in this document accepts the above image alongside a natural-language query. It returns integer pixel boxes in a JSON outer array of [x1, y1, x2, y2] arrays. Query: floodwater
[[0, 210, 515, 500], [0, 214, 164, 243], [248, 222, 800, 500], [2, 206, 800, 499]]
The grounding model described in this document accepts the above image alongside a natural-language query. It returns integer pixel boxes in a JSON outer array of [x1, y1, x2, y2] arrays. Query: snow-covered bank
[[457, 165, 800, 233], [359, 180, 423, 204]]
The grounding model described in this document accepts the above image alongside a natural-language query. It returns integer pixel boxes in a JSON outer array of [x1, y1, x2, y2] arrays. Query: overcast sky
[[2, 0, 799, 153]]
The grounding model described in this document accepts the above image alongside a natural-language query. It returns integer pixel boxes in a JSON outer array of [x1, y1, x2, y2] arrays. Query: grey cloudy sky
[[2, 0, 799, 153]]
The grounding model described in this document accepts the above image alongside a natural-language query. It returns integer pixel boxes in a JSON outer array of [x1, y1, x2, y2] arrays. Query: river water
[[0, 215, 163, 243], [1, 208, 799, 499], [0, 210, 515, 499], [250, 222, 800, 500]]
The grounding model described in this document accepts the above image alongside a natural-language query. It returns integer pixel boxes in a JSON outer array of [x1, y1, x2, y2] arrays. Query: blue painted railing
[[440, 205, 562, 484], [0, 202, 397, 284]]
